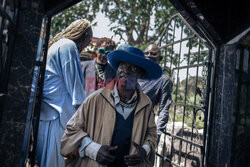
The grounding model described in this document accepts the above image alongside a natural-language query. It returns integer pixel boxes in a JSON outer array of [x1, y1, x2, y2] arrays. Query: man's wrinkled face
[[117, 62, 145, 89], [144, 44, 161, 63], [96, 42, 114, 64]]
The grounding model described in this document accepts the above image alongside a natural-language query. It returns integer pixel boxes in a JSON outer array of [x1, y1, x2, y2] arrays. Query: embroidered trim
[[95, 63, 105, 80]]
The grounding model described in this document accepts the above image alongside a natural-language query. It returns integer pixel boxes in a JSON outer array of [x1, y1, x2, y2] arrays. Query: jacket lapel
[[131, 89, 152, 154], [100, 81, 116, 109], [99, 83, 117, 145], [134, 89, 151, 115]]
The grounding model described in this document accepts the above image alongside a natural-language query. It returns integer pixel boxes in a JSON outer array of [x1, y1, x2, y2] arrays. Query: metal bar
[[163, 36, 168, 71], [28, 19, 46, 166], [176, 12, 215, 48], [172, 63, 204, 70], [190, 50, 209, 54], [0, 0, 7, 73], [172, 102, 204, 111], [179, 35, 191, 165], [156, 153, 181, 167], [165, 27, 169, 71], [203, 48, 217, 167], [1, 0, 7, 8], [157, 13, 180, 45], [161, 132, 166, 167], [190, 38, 201, 151], [0, 1, 18, 125], [0, 5, 15, 26], [0, 0, 12, 81], [156, 153, 182, 167], [162, 47, 167, 72], [157, 12, 214, 167], [169, 19, 176, 73], [201, 49, 212, 167], [163, 131, 204, 148], [160, 35, 195, 49], [184, 150, 202, 167], [158, 10, 215, 49], [29, 17, 51, 166], [158, 12, 208, 47], [170, 20, 184, 164], [161, 22, 174, 161]]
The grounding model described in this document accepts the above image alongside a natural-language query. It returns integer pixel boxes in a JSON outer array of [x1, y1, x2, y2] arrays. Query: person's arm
[[61, 102, 88, 157], [142, 107, 158, 152], [157, 77, 173, 134], [78, 136, 101, 159], [61, 97, 117, 165], [78, 136, 117, 165], [60, 43, 86, 106]]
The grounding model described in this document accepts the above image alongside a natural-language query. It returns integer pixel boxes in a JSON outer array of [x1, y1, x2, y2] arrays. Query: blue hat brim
[[107, 50, 162, 80]]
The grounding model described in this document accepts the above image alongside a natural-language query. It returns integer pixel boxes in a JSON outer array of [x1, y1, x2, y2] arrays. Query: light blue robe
[[36, 38, 86, 167]]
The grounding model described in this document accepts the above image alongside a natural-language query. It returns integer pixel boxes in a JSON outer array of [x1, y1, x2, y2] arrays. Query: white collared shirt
[[111, 83, 138, 119]]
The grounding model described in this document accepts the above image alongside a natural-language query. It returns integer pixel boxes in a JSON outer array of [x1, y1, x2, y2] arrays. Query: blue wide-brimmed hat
[[107, 46, 162, 80]]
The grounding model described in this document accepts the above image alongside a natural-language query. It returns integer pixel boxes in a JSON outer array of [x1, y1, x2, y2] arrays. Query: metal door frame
[[155, 13, 215, 167], [0, 0, 19, 122]]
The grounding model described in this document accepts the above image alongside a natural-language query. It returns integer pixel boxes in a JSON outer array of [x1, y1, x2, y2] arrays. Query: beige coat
[[61, 83, 157, 167]]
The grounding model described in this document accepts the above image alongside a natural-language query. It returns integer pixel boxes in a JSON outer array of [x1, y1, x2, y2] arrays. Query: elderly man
[[138, 44, 173, 141], [61, 47, 162, 167], [81, 37, 117, 97]]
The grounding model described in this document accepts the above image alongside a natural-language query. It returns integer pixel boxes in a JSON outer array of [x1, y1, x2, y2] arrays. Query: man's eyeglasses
[[144, 51, 158, 56], [98, 48, 111, 55]]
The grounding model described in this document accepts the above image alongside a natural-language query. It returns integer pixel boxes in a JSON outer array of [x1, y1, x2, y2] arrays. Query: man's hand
[[124, 142, 147, 166], [96, 145, 117, 165]]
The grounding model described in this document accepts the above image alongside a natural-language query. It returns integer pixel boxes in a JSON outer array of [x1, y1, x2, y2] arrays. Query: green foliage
[[101, 0, 154, 45], [169, 104, 205, 129], [50, 0, 177, 47], [50, 1, 101, 36], [169, 76, 205, 129]]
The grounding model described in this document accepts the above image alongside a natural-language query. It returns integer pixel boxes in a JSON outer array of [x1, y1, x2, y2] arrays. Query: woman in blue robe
[[36, 19, 92, 167]]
